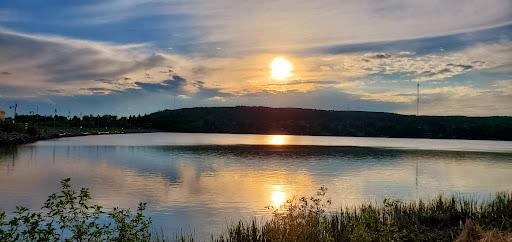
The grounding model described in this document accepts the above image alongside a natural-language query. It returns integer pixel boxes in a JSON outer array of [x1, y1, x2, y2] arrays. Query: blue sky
[[0, 0, 511, 116]]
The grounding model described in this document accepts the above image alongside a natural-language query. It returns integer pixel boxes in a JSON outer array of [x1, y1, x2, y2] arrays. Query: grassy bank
[[1, 180, 511, 241], [216, 187, 512, 242]]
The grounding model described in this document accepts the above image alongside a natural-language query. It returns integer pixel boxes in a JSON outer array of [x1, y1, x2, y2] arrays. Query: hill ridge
[[147, 106, 512, 140]]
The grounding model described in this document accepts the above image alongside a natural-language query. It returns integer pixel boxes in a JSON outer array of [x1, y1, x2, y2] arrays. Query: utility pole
[[415, 81, 420, 198], [416, 158, 419, 200], [29, 111, 34, 125], [9, 102, 17, 123], [53, 108, 57, 128], [416, 82, 420, 116]]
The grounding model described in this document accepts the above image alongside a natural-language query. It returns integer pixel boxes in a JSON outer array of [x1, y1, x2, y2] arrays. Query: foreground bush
[[0, 178, 151, 241], [216, 188, 512, 242]]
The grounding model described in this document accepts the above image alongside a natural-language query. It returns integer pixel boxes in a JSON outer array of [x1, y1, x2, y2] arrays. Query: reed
[[209, 188, 512, 242]]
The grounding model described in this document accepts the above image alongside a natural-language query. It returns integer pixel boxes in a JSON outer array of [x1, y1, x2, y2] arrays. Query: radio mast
[[416, 82, 420, 116]]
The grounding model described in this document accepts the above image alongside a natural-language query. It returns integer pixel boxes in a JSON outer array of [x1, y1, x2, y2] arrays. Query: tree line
[[9, 114, 152, 129], [3, 106, 512, 140]]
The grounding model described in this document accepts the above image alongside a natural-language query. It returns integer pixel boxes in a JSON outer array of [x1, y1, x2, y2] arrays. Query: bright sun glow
[[269, 135, 286, 145], [270, 56, 293, 80], [271, 185, 286, 208]]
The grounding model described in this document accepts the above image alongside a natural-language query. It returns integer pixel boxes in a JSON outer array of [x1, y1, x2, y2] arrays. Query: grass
[[209, 188, 512, 241], [213, 188, 512, 242], [1, 180, 511, 241]]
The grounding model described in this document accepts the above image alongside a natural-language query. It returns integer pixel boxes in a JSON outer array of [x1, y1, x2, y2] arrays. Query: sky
[[0, 0, 511, 116]]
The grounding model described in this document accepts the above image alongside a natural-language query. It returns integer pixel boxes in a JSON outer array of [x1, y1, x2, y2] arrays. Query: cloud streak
[[67, 0, 512, 54], [0, 29, 176, 97]]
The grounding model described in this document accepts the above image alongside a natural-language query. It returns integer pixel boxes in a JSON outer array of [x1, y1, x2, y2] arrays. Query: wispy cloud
[[356, 80, 512, 116], [414, 81, 512, 116], [67, 0, 512, 53], [354, 42, 512, 82], [0, 29, 175, 97]]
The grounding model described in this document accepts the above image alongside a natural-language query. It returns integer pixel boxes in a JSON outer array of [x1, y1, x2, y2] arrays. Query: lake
[[1, 132, 512, 238]]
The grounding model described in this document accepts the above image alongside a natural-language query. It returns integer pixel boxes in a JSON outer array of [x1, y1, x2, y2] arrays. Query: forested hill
[[148, 107, 512, 141]]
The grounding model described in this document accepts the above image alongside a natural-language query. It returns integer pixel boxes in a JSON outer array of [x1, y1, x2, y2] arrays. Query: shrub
[[0, 121, 22, 133], [26, 126, 39, 136], [0, 178, 151, 242]]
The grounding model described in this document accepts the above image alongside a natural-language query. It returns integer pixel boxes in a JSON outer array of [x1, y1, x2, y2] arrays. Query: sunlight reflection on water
[[269, 135, 287, 145], [270, 185, 286, 208]]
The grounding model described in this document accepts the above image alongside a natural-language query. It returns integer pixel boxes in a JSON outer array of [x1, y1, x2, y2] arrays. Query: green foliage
[[0, 121, 25, 134], [0, 178, 151, 242], [213, 188, 512, 242], [25, 126, 39, 136], [13, 114, 151, 129]]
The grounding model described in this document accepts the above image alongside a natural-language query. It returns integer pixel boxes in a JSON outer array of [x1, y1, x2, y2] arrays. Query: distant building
[[0, 110, 5, 121]]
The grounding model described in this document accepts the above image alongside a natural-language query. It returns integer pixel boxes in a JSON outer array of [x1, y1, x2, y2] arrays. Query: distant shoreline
[[2, 106, 512, 145], [149, 107, 512, 141], [0, 127, 158, 146], [6, 129, 512, 147]]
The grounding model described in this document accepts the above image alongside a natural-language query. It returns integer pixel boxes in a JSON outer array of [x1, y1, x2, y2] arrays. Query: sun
[[270, 56, 293, 80]]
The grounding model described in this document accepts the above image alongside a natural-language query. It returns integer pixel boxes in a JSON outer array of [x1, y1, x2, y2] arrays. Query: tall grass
[[212, 188, 512, 242]]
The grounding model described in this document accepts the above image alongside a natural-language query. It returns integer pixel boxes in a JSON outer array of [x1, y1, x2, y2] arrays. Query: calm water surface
[[1, 133, 512, 238]]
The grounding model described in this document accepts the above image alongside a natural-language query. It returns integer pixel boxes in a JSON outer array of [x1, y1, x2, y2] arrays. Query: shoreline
[[0, 127, 159, 146], [4, 129, 512, 148]]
